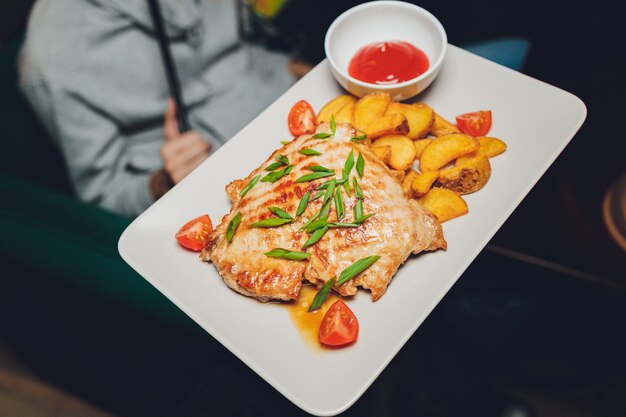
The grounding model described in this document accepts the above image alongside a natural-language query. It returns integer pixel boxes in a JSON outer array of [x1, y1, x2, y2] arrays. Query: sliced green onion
[[306, 218, 328, 233], [308, 278, 336, 312], [319, 199, 331, 220], [330, 115, 336, 135], [354, 213, 375, 224], [264, 248, 311, 261], [296, 191, 310, 217], [268, 207, 293, 220], [299, 148, 322, 156], [310, 190, 324, 201], [316, 178, 346, 190], [276, 154, 289, 165], [261, 165, 294, 182], [327, 222, 359, 228], [300, 212, 320, 231], [250, 218, 293, 228], [312, 132, 332, 139], [308, 165, 334, 173], [226, 212, 241, 243], [354, 198, 363, 220], [353, 177, 363, 199], [295, 171, 334, 183], [337, 255, 380, 286], [322, 179, 336, 206], [303, 225, 329, 248], [356, 153, 365, 178], [239, 174, 261, 198], [280, 140, 291, 145], [334, 186, 344, 220], [350, 134, 367, 142]]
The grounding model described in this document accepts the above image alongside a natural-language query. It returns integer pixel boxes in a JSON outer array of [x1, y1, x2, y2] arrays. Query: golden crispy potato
[[413, 139, 433, 160], [374, 135, 416, 171], [402, 170, 419, 198], [414, 103, 460, 136], [317, 95, 357, 124], [456, 136, 507, 166], [367, 114, 409, 138], [371, 145, 392, 164], [334, 99, 356, 124], [411, 171, 439, 198], [354, 92, 392, 132], [418, 188, 469, 222], [384, 102, 434, 139], [437, 155, 492, 194], [419, 133, 479, 172]]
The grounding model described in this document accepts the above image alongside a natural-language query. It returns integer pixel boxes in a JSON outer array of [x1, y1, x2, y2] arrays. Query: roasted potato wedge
[[374, 135, 417, 171], [437, 155, 491, 194], [418, 188, 469, 222], [411, 171, 439, 198], [354, 92, 392, 132], [367, 113, 409, 139], [402, 170, 419, 198], [419, 133, 479, 172], [371, 145, 392, 165], [414, 103, 460, 136], [385, 102, 434, 139], [334, 99, 356, 124], [318, 95, 357, 124], [413, 139, 433, 160]]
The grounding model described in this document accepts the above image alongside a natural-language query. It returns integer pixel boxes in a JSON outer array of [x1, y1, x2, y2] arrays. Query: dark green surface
[[0, 36, 194, 331]]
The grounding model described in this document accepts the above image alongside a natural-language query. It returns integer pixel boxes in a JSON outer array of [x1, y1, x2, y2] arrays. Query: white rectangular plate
[[119, 45, 586, 416]]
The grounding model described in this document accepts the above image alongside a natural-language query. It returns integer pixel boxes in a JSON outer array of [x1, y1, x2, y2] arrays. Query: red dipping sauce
[[348, 41, 429, 85]]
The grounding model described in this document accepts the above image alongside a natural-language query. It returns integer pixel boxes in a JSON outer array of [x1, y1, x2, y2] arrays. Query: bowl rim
[[324, 0, 448, 91]]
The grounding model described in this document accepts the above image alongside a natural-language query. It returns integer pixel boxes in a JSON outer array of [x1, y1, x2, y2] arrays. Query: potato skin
[[385, 102, 434, 139], [437, 155, 492, 194]]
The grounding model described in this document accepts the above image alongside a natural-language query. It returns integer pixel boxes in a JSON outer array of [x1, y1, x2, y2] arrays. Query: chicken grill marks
[[201, 123, 446, 302]]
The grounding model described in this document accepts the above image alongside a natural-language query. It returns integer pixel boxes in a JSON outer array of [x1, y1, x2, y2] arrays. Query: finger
[[164, 98, 179, 141], [169, 137, 210, 167], [162, 132, 209, 156], [170, 151, 210, 184]]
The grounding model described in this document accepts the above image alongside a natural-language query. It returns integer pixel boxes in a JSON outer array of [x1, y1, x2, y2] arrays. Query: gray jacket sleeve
[[20, 77, 154, 218]]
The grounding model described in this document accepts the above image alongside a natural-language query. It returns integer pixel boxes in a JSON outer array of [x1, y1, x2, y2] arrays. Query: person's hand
[[160, 99, 211, 184], [151, 100, 211, 200]]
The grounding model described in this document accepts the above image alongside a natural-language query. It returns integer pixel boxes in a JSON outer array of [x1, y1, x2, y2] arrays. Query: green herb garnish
[[303, 225, 329, 248], [239, 174, 261, 198], [299, 148, 322, 156], [319, 199, 331, 220], [327, 222, 359, 228], [264, 248, 311, 261], [312, 132, 332, 139], [322, 179, 336, 206], [316, 178, 346, 190], [250, 218, 293, 228], [356, 153, 365, 178], [296, 191, 310, 217], [306, 218, 328, 233], [353, 177, 363, 199], [268, 207, 293, 220], [334, 186, 344, 220], [354, 213, 375, 224], [300, 212, 320, 231], [330, 115, 336, 135], [226, 212, 241, 243], [310, 191, 324, 201], [308, 165, 334, 173], [342, 150, 355, 194], [308, 278, 335, 312], [354, 198, 363, 220], [261, 165, 294, 182], [265, 154, 289, 171], [280, 140, 291, 145], [295, 171, 334, 183], [336, 256, 380, 286], [350, 134, 367, 142]]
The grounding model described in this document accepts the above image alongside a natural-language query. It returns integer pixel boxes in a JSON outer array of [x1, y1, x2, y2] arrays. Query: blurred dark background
[[1, 0, 624, 416]]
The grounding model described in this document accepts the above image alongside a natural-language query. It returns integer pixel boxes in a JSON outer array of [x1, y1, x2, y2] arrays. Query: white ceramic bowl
[[325, 1, 447, 101]]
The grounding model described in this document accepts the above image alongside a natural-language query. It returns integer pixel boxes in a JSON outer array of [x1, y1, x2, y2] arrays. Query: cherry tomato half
[[288, 100, 317, 136], [318, 300, 359, 347], [455, 110, 492, 137], [175, 214, 213, 252]]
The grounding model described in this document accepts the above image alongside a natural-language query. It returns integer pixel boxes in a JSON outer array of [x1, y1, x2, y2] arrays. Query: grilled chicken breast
[[201, 123, 446, 302]]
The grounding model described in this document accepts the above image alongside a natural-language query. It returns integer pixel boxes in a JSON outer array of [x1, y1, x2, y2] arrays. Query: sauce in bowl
[[348, 40, 429, 85]]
